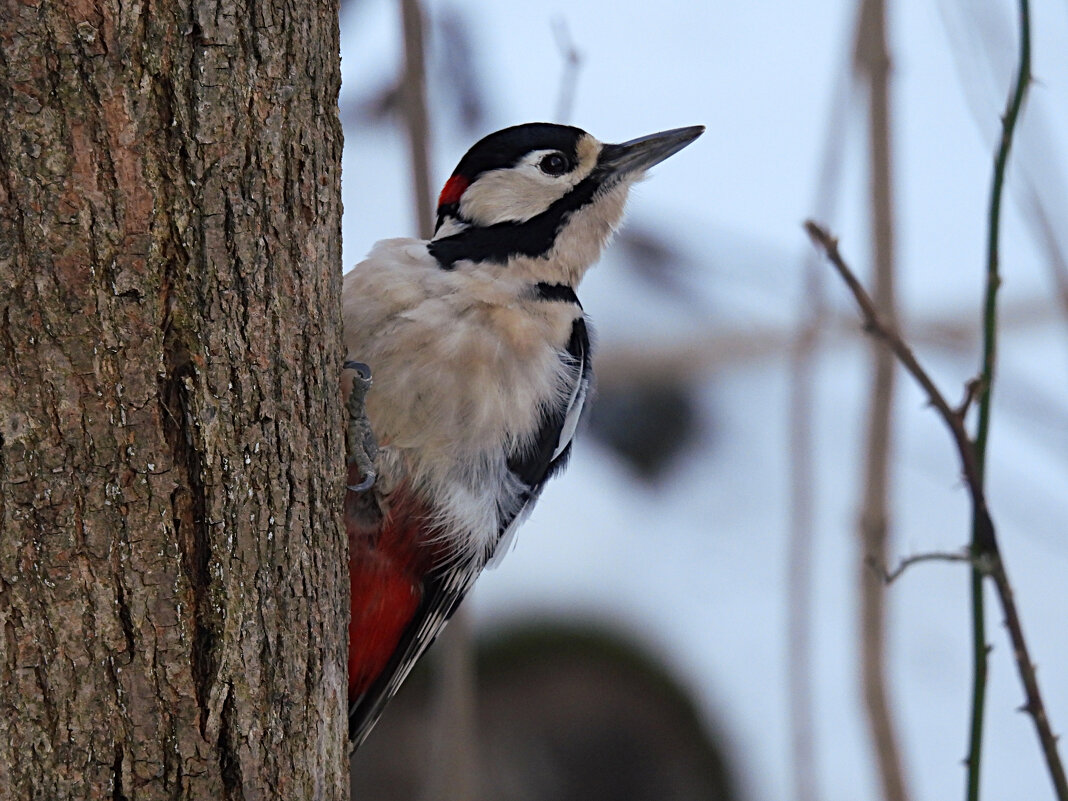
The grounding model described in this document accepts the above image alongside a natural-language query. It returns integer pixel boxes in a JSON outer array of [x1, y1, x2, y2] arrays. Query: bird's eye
[[538, 153, 570, 176]]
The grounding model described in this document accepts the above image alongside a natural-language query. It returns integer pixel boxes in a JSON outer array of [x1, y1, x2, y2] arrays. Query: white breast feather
[[343, 239, 580, 566]]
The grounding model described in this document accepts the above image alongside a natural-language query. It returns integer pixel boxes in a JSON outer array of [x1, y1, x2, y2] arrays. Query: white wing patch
[[485, 503, 534, 569], [553, 370, 588, 461]]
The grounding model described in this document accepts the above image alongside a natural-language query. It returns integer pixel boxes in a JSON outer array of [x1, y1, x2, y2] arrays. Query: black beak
[[597, 125, 704, 178]]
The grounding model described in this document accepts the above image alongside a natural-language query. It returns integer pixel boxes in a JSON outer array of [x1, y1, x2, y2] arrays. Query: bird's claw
[[344, 360, 372, 381], [345, 361, 379, 493], [347, 472, 377, 493]]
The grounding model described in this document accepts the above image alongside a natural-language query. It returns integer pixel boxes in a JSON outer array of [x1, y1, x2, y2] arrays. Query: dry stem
[[805, 220, 1067, 801], [867, 551, 974, 584], [853, 2, 909, 797]]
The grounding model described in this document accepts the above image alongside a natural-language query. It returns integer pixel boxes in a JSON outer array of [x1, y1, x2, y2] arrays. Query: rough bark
[[0, 1, 347, 799]]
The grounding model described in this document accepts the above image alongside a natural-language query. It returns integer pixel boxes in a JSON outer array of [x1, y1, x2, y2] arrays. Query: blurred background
[[340, 1, 1068, 799]]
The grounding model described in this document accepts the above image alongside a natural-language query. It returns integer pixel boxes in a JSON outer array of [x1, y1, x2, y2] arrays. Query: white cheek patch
[[458, 145, 600, 227]]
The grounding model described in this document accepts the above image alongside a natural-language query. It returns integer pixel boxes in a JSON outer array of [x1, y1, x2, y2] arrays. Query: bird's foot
[[345, 361, 378, 492]]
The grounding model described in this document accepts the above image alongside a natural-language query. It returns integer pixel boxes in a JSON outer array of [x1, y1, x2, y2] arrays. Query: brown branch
[[867, 551, 974, 584], [853, 1, 909, 797], [987, 562, 1068, 800], [594, 295, 1063, 386], [804, 221, 989, 526], [787, 300, 822, 801], [399, 0, 435, 239], [805, 220, 1068, 801], [785, 15, 856, 800]]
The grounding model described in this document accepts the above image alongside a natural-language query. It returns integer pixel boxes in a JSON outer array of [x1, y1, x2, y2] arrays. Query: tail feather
[[346, 471, 474, 750]]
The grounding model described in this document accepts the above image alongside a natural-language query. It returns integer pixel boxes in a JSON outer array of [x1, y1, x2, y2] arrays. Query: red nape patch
[[437, 174, 469, 208]]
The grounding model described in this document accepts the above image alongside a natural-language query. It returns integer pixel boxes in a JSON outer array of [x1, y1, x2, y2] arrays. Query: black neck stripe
[[428, 174, 602, 269], [534, 282, 580, 305]]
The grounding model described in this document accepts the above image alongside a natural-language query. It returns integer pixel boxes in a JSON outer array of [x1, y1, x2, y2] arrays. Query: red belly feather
[[345, 465, 436, 701]]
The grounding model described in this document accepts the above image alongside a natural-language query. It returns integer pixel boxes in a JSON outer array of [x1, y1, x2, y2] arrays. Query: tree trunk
[[0, 1, 347, 799]]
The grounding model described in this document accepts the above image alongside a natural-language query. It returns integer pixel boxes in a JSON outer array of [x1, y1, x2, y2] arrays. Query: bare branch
[[987, 561, 1068, 800], [399, 0, 435, 239], [853, 1, 911, 797], [867, 551, 974, 584], [805, 220, 1067, 801], [785, 14, 856, 801], [396, 3, 480, 797], [804, 220, 987, 510], [967, 0, 1034, 795], [954, 378, 983, 422]]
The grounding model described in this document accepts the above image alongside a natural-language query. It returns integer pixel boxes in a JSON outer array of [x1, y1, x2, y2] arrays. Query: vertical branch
[[937, 2, 1068, 346], [966, 2, 1030, 798], [399, 0, 435, 239], [963, 479, 990, 799], [396, 1, 480, 798], [975, 0, 1030, 470], [854, 2, 910, 800]]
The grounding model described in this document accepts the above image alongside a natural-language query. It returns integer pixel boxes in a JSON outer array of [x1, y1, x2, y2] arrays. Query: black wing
[[490, 313, 591, 566], [508, 314, 590, 487]]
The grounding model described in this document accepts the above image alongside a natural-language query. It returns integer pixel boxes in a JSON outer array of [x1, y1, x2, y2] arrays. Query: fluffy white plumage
[[342, 238, 593, 565]]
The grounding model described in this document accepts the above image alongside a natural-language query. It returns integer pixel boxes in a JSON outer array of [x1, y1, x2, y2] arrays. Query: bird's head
[[429, 123, 703, 285]]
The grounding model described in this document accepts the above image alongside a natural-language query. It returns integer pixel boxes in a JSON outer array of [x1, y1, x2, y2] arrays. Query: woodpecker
[[342, 122, 703, 750]]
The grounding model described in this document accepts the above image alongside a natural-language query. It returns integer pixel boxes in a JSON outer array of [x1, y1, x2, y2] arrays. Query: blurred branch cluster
[[806, 213, 1066, 800], [341, 0, 487, 136], [799, 1, 1068, 800], [806, 7, 1068, 775]]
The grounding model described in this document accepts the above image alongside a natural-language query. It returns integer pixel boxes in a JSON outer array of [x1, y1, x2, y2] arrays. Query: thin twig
[[954, 379, 982, 421], [399, 0, 435, 239], [938, 0, 1068, 350], [968, 1, 1032, 796], [867, 550, 974, 584], [787, 326, 820, 801], [975, 0, 1031, 474], [803, 221, 986, 508], [804, 221, 1068, 801], [968, 2, 1067, 796], [987, 560, 1067, 800]]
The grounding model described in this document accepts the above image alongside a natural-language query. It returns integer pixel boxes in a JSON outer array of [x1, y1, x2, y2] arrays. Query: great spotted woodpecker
[[342, 122, 703, 750]]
